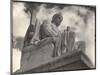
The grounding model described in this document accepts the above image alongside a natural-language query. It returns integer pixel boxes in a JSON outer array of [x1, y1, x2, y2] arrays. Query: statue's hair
[[51, 12, 63, 24]]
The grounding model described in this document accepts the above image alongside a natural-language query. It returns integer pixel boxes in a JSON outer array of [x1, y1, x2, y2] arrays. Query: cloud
[[13, 2, 30, 37]]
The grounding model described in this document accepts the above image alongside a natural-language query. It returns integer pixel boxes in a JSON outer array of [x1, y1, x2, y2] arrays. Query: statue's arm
[[31, 19, 41, 44], [44, 23, 59, 37]]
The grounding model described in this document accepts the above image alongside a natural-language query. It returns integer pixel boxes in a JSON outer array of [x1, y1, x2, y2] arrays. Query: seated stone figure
[[24, 13, 63, 57], [20, 13, 64, 71], [21, 12, 63, 60]]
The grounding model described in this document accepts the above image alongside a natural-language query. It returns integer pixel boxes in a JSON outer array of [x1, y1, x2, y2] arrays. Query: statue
[[66, 26, 75, 52]]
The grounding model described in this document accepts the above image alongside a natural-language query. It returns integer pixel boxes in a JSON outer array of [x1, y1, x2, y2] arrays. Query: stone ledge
[[14, 50, 94, 74]]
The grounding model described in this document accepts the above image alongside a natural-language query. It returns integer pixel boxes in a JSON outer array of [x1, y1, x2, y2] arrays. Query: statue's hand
[[30, 38, 40, 45]]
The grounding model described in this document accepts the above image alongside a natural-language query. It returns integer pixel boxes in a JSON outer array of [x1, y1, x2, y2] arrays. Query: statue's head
[[51, 12, 63, 27], [66, 26, 70, 31]]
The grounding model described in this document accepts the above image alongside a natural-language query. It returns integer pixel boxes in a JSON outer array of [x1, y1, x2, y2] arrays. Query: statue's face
[[53, 17, 62, 27]]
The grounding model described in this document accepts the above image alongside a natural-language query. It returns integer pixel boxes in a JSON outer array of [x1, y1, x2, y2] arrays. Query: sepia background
[[12, 1, 95, 72]]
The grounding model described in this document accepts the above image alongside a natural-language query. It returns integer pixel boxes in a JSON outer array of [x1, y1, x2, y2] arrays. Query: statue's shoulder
[[42, 20, 51, 27], [43, 20, 50, 24]]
